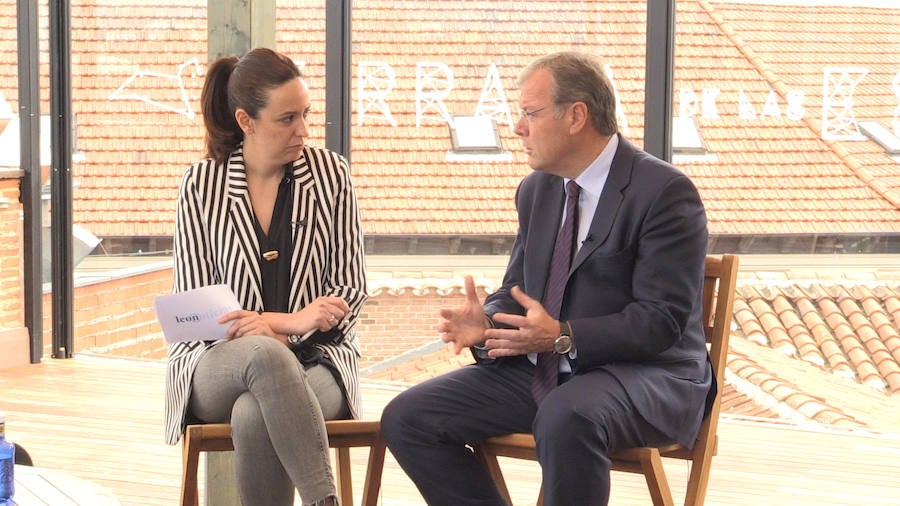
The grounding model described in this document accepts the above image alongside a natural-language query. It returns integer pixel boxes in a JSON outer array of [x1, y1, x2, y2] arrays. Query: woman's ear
[[235, 108, 254, 135]]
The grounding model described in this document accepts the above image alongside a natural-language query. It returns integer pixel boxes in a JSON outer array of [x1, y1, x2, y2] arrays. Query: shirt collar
[[567, 134, 618, 195]]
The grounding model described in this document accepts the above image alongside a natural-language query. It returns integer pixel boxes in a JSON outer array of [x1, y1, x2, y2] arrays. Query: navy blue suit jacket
[[483, 135, 711, 447]]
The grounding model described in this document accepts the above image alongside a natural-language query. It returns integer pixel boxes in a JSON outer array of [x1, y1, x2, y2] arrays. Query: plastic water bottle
[[0, 412, 13, 502]]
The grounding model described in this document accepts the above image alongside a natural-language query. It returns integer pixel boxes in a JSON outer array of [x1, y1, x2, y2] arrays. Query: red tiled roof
[[735, 282, 900, 394], [0, 1, 898, 237], [725, 343, 865, 428]]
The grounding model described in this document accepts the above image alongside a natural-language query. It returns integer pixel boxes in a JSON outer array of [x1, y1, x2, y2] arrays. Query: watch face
[[554, 335, 572, 354]]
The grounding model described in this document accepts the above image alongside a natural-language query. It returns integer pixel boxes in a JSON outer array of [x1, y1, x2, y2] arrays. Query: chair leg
[[334, 447, 354, 505], [180, 427, 201, 506], [360, 435, 386, 506], [640, 449, 674, 506], [683, 443, 715, 506], [474, 446, 514, 505]]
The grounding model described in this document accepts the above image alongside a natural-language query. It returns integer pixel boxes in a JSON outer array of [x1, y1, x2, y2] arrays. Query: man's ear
[[235, 108, 253, 135], [568, 102, 589, 135]]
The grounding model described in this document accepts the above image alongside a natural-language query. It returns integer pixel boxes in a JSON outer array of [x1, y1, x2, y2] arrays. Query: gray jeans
[[189, 335, 349, 505]]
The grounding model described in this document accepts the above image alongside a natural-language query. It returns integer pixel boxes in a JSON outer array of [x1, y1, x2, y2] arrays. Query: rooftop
[[1, 0, 898, 238]]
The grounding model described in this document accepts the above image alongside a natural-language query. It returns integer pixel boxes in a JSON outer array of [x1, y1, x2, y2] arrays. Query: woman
[[164, 47, 367, 506]]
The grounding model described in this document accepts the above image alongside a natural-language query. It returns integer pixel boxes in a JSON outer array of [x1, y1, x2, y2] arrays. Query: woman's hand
[[264, 296, 351, 336], [302, 296, 351, 332], [219, 310, 278, 340]]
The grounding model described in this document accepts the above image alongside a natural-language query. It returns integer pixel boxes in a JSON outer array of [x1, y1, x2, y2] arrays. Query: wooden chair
[[473, 254, 739, 506], [180, 419, 386, 506]]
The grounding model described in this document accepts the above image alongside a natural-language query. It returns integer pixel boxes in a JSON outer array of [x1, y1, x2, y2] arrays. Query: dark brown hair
[[200, 47, 302, 163]]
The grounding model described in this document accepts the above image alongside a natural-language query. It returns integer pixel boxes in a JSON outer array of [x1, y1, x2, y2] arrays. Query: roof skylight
[[858, 120, 900, 155]]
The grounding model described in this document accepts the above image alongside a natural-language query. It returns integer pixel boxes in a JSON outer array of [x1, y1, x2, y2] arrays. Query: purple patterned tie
[[532, 180, 580, 405]]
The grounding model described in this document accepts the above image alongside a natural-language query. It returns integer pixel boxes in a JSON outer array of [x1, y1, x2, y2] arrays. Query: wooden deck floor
[[1, 355, 899, 505]]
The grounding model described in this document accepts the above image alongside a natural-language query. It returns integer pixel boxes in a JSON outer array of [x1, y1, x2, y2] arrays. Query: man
[[381, 52, 711, 506]]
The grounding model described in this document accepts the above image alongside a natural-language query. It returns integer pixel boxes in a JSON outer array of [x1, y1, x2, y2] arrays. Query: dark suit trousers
[[380, 356, 673, 506]]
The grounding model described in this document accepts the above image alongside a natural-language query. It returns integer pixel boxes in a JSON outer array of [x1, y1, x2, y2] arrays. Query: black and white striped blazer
[[164, 145, 367, 445]]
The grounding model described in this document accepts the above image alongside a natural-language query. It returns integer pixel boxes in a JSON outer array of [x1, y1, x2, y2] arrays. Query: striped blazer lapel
[[224, 149, 264, 309], [287, 149, 317, 312]]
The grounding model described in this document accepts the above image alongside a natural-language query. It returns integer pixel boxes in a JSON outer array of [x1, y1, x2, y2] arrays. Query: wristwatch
[[287, 334, 304, 347], [553, 321, 574, 355]]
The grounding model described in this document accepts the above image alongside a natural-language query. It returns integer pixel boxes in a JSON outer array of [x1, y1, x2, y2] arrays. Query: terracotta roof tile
[[877, 286, 900, 328], [719, 383, 780, 420], [733, 295, 769, 346], [772, 290, 826, 366], [743, 286, 797, 353], [795, 296, 855, 377]]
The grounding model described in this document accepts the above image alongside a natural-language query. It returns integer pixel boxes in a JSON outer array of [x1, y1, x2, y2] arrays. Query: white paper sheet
[[153, 284, 243, 344]]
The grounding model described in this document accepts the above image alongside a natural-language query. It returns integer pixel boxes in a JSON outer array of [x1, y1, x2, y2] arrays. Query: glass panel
[[71, 0, 207, 253], [349, 2, 648, 254], [63, 1, 209, 357], [276, 2, 327, 146], [674, 1, 900, 254]]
